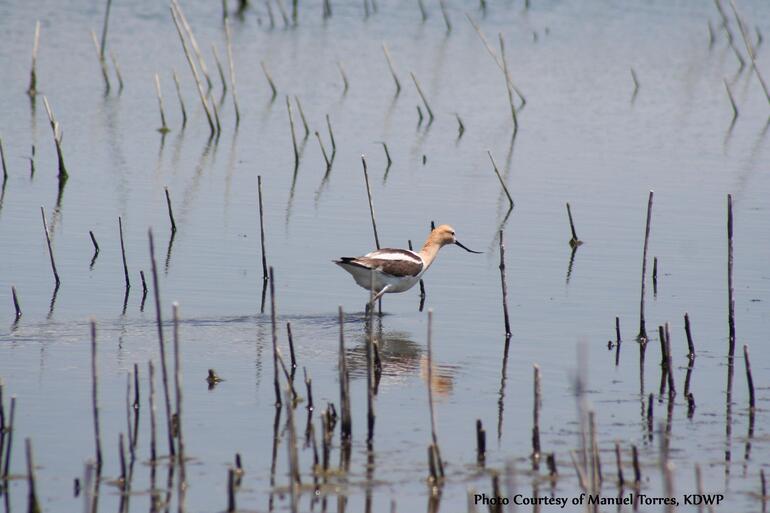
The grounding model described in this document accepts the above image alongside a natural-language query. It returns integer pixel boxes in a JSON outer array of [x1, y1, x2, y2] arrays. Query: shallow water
[[1, 0, 770, 511]]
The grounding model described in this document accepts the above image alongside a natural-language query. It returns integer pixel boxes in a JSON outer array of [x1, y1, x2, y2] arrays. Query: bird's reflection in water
[[346, 331, 457, 398]]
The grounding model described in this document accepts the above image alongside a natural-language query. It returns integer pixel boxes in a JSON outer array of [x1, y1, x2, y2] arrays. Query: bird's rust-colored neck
[[419, 232, 444, 268]]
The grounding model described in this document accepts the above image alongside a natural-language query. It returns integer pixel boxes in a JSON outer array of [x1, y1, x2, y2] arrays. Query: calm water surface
[[1, 0, 769, 511]]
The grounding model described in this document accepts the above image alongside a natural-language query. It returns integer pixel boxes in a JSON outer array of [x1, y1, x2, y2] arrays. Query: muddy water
[[1, 0, 769, 511]]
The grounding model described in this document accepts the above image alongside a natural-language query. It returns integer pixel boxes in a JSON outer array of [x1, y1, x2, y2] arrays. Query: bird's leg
[[369, 285, 391, 306]]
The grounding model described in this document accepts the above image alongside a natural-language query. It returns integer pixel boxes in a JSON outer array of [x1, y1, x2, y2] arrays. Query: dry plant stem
[[410, 73, 434, 122], [41, 207, 60, 287], [172, 0, 212, 91], [258, 176, 268, 282], [684, 313, 695, 358], [148, 361, 157, 462], [566, 203, 581, 244], [227, 468, 236, 512], [118, 217, 130, 290], [380, 142, 392, 166], [284, 390, 301, 512], [339, 307, 352, 441], [172, 303, 186, 483], [455, 114, 465, 138], [665, 323, 675, 395], [0, 137, 7, 183], [224, 19, 240, 124], [743, 345, 755, 410], [382, 43, 401, 94], [498, 230, 512, 338], [2, 396, 15, 479], [294, 97, 310, 138], [729, 0, 770, 104], [466, 15, 526, 104], [170, 5, 215, 134], [476, 419, 486, 465], [171, 70, 188, 127], [12, 286, 22, 320], [532, 365, 541, 468], [761, 469, 767, 510], [426, 309, 444, 478], [90, 30, 111, 90], [261, 61, 278, 99], [286, 322, 297, 371], [361, 155, 380, 250], [99, 0, 112, 59], [25, 438, 41, 513], [615, 442, 624, 489], [498, 34, 518, 133], [42, 97, 68, 180], [148, 229, 176, 458], [638, 190, 654, 340], [286, 96, 299, 169], [727, 194, 735, 357], [488, 151, 513, 210], [212, 44, 228, 94], [631, 68, 640, 94], [724, 79, 739, 119], [90, 319, 103, 471], [337, 62, 349, 93], [366, 274, 376, 447], [109, 51, 124, 90], [570, 451, 588, 491], [269, 267, 282, 407], [326, 114, 336, 155], [164, 187, 177, 233], [632, 445, 641, 483], [315, 132, 331, 169], [27, 21, 41, 96], [154, 74, 170, 133]]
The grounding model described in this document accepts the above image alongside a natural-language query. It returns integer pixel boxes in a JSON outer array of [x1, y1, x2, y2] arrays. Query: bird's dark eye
[[450, 231, 455, 236]]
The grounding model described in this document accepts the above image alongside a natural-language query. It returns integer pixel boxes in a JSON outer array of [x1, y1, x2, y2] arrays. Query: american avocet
[[335, 224, 481, 304]]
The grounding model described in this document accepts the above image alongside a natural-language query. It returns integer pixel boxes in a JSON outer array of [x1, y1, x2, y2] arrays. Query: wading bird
[[335, 224, 481, 305]]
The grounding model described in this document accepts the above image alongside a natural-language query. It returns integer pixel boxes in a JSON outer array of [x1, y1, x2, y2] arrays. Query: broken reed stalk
[[42, 97, 68, 180], [0, 137, 7, 184], [664, 322, 675, 395], [258, 176, 269, 282], [286, 96, 299, 170], [380, 142, 392, 167], [148, 361, 157, 462], [761, 469, 767, 511], [171, 0, 212, 91], [90, 30, 111, 90], [171, 70, 188, 128], [723, 79, 739, 120], [727, 194, 735, 358], [27, 21, 41, 96], [366, 275, 376, 446], [566, 203, 582, 247], [148, 230, 176, 458], [269, 267, 282, 407], [172, 303, 186, 483], [90, 319, 103, 471], [466, 15, 526, 105], [684, 313, 695, 355], [410, 73, 434, 122], [294, 97, 310, 138], [339, 307, 352, 442], [426, 309, 445, 479], [284, 389, 301, 512], [570, 451, 588, 491], [498, 230, 512, 338], [326, 114, 336, 155], [382, 43, 401, 94], [227, 468, 236, 512], [615, 442, 624, 489], [40, 207, 60, 287], [286, 322, 297, 371], [2, 396, 15, 479], [154, 74, 170, 133], [455, 113, 465, 138], [315, 132, 331, 170], [337, 62, 350, 94], [109, 51, 124, 91], [224, 19, 241, 125], [631, 68, 640, 95], [361, 155, 381, 250], [476, 419, 486, 466], [164, 187, 177, 234], [532, 364, 541, 469], [170, 5, 215, 134], [729, 0, 770, 104], [498, 33, 518, 133], [99, 0, 113, 59], [118, 217, 130, 290], [743, 344, 755, 411], [438, 0, 451, 32], [12, 286, 22, 320], [212, 44, 228, 94], [26, 438, 41, 513], [638, 190, 654, 341], [487, 151, 513, 210], [261, 61, 278, 99], [632, 444, 641, 484]]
